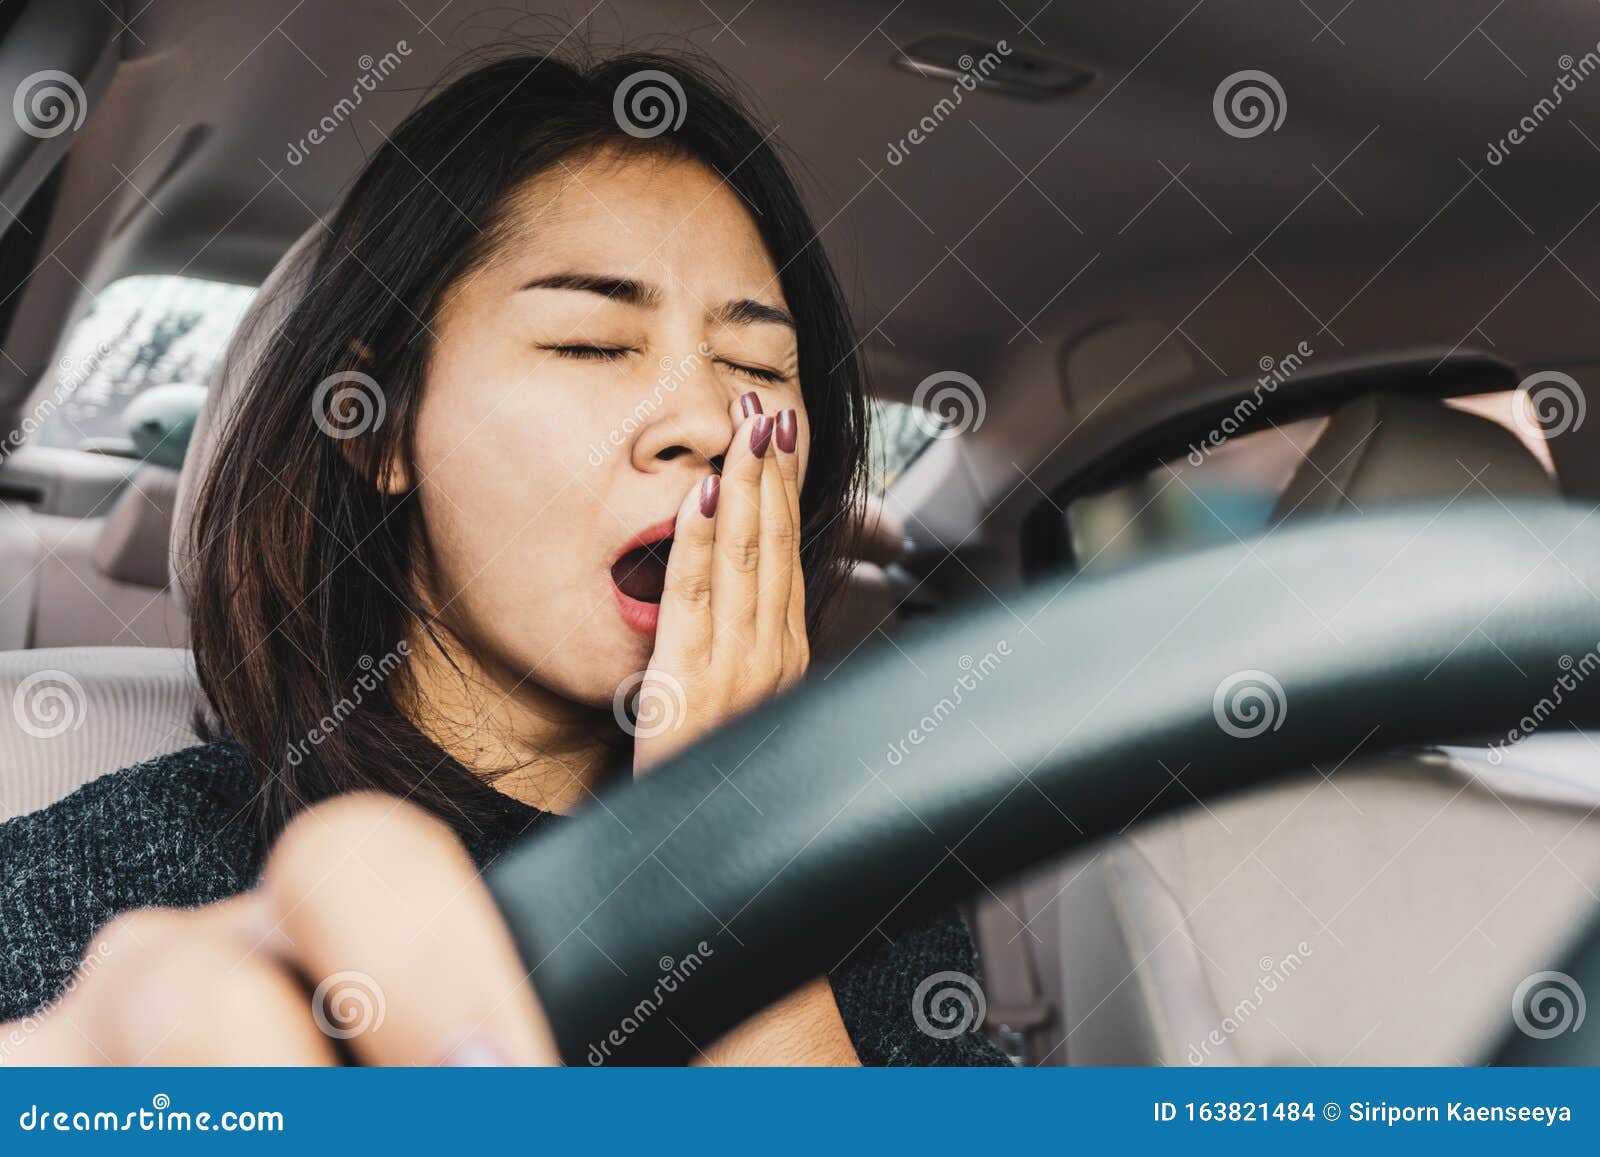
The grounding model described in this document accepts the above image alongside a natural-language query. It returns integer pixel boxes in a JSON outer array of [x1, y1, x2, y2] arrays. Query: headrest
[[167, 222, 325, 606], [1271, 392, 1555, 523], [95, 463, 182, 589], [124, 383, 207, 470]]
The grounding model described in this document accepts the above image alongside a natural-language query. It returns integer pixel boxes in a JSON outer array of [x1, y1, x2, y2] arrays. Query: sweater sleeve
[[827, 908, 1014, 1066], [0, 742, 263, 1022]]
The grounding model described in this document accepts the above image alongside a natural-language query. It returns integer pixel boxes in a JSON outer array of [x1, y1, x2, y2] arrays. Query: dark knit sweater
[[0, 741, 1010, 1066]]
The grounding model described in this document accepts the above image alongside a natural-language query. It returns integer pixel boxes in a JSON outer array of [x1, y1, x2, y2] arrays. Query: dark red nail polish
[[699, 474, 720, 517], [739, 391, 763, 418], [750, 415, 774, 457], [776, 409, 797, 454]]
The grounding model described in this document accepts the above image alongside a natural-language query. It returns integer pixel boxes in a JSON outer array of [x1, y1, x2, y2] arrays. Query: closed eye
[[541, 344, 634, 362], [718, 359, 787, 384]]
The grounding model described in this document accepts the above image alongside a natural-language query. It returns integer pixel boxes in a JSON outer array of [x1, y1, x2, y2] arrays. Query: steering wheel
[[487, 500, 1600, 1065]]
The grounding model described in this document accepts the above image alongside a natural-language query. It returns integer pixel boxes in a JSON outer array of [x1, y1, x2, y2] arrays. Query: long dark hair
[[188, 50, 870, 838]]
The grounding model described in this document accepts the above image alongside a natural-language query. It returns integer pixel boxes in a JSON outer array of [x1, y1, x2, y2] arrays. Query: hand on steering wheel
[[4, 796, 557, 1065]]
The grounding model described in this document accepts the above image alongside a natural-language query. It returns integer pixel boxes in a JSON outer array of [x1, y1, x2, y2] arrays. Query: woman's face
[[411, 149, 810, 707]]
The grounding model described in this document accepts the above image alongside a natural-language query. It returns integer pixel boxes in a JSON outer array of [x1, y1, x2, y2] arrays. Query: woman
[[0, 50, 1007, 1066]]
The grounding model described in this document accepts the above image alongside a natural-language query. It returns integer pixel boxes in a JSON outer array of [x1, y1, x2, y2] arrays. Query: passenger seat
[[985, 391, 1600, 1066]]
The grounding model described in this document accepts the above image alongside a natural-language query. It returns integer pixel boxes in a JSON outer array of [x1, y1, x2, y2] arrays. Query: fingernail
[[739, 391, 763, 418], [699, 474, 720, 517], [776, 409, 798, 454], [750, 415, 774, 457], [443, 1035, 510, 1066]]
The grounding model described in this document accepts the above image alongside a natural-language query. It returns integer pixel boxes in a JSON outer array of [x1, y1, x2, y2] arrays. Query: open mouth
[[611, 536, 673, 605]]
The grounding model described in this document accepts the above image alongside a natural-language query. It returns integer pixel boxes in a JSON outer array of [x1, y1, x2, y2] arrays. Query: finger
[[756, 445, 795, 681], [258, 795, 558, 1066], [711, 410, 772, 651], [652, 472, 719, 671], [773, 409, 809, 669]]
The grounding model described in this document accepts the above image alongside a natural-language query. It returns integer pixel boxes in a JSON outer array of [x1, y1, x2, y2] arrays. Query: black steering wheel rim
[[488, 499, 1600, 1065]]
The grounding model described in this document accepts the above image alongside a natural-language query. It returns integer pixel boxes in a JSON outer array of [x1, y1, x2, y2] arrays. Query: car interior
[[5, 0, 1600, 1066]]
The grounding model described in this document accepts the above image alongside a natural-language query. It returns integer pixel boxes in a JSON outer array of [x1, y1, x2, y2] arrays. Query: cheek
[[409, 372, 597, 597]]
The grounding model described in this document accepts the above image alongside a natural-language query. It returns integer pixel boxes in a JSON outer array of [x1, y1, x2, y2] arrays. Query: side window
[[1066, 417, 1327, 575], [28, 274, 256, 454], [867, 399, 938, 493]]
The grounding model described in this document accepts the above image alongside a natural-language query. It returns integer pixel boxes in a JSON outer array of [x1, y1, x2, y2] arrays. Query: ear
[[325, 340, 411, 494]]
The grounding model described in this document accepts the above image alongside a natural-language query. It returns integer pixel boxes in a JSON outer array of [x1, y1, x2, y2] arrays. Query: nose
[[630, 357, 738, 475]]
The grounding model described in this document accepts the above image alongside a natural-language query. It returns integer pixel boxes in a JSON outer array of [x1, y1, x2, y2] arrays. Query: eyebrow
[[519, 272, 662, 307], [519, 270, 795, 331]]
